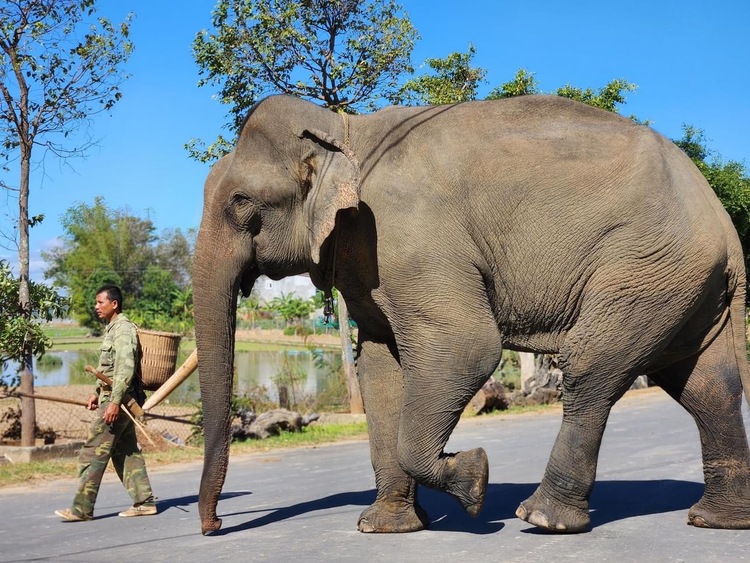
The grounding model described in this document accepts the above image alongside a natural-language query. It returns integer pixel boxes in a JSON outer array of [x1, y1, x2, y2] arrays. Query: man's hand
[[103, 402, 120, 424], [86, 395, 99, 411]]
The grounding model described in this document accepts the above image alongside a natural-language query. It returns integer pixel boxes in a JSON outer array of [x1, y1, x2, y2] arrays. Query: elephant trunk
[[193, 228, 255, 535]]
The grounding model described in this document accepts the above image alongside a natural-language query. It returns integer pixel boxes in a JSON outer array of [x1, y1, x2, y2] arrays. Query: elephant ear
[[299, 128, 361, 264]]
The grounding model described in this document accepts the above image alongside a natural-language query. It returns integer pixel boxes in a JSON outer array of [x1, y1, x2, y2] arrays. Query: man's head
[[95, 285, 123, 322]]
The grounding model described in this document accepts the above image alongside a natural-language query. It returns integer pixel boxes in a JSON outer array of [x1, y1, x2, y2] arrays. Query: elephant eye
[[226, 194, 262, 234]]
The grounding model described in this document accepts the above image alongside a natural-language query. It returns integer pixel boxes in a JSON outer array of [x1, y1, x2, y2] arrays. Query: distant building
[[254, 274, 317, 304]]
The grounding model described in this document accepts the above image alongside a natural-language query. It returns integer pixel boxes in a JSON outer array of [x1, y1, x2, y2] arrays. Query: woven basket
[[137, 329, 181, 391]]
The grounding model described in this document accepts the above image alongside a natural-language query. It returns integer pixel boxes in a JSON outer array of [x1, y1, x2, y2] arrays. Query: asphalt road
[[1, 389, 749, 562]]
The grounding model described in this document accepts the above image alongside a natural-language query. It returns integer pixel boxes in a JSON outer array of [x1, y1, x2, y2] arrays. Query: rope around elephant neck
[[323, 111, 350, 324], [342, 111, 350, 145], [323, 227, 340, 323]]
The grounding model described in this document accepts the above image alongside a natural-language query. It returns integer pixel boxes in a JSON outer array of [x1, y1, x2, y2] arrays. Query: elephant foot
[[687, 499, 750, 529], [443, 448, 489, 517], [357, 497, 429, 533], [201, 516, 222, 535], [516, 489, 590, 533]]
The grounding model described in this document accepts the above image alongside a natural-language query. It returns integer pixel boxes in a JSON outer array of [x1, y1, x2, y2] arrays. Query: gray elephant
[[192, 94, 750, 535]]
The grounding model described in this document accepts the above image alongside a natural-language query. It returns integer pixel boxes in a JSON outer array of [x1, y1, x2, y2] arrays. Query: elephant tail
[[726, 237, 750, 409]]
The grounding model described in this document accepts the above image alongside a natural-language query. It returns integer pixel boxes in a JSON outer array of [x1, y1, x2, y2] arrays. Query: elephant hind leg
[[516, 364, 637, 533], [650, 326, 750, 529], [517, 304, 653, 532]]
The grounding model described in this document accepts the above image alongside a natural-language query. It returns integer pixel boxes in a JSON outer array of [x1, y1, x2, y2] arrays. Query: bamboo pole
[[142, 349, 198, 411], [3, 391, 194, 425], [4, 390, 86, 407], [5, 390, 156, 447]]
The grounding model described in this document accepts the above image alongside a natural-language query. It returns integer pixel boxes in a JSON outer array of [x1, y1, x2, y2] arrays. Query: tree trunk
[[18, 143, 35, 447], [466, 376, 507, 415], [338, 296, 363, 414], [519, 352, 536, 393]]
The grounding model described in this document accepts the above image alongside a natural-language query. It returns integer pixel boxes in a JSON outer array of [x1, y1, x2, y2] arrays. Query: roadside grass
[[0, 458, 78, 486], [0, 403, 566, 490], [0, 420, 370, 489]]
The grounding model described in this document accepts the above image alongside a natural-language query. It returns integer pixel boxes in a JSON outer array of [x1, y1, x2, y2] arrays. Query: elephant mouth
[[239, 267, 257, 297]]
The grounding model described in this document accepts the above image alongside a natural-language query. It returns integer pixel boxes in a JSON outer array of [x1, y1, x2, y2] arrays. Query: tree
[[237, 291, 263, 329], [0, 0, 132, 445], [0, 259, 68, 379], [152, 228, 195, 290], [553, 79, 638, 114], [43, 198, 196, 333], [43, 197, 157, 330], [397, 49, 636, 117], [392, 44, 486, 105], [268, 292, 315, 326], [486, 68, 540, 99], [170, 285, 194, 334], [188, 0, 418, 162], [136, 265, 179, 317]]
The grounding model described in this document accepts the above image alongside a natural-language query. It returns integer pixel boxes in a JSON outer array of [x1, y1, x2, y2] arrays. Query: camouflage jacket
[[96, 313, 139, 406]]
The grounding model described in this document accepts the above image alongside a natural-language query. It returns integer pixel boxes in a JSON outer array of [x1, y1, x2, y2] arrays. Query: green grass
[[0, 420, 370, 488], [42, 325, 90, 339], [0, 457, 78, 486], [230, 421, 369, 452]]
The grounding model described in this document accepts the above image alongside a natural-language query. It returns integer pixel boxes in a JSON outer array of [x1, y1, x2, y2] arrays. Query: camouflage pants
[[70, 400, 154, 518]]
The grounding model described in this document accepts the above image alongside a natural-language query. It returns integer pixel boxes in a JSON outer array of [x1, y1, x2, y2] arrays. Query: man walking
[[55, 285, 157, 521]]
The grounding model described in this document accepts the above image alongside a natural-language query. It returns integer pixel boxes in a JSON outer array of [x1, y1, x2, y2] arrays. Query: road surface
[[1, 388, 748, 562]]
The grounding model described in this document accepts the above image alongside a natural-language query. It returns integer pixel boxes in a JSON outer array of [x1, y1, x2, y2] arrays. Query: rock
[[231, 408, 320, 440]]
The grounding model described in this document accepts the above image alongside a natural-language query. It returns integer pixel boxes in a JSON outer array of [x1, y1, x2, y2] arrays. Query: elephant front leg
[[357, 339, 429, 533], [392, 320, 501, 519]]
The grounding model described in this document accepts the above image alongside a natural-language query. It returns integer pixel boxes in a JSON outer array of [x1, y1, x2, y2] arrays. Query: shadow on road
[[423, 479, 703, 533], [154, 490, 254, 515], [207, 479, 702, 535], [587, 478, 702, 529]]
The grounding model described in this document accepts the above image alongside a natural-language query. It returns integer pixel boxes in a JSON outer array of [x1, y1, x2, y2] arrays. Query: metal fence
[[0, 385, 199, 449]]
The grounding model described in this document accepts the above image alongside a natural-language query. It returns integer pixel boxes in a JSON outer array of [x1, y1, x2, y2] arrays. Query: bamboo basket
[[137, 329, 181, 391]]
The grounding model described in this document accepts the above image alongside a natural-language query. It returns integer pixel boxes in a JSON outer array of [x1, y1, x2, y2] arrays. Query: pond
[[5, 347, 341, 405]]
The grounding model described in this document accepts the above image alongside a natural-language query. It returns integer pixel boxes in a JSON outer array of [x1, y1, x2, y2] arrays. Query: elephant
[[192, 93, 750, 535]]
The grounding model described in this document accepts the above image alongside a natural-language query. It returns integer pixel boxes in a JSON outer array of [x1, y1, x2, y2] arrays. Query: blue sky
[[2, 0, 748, 281]]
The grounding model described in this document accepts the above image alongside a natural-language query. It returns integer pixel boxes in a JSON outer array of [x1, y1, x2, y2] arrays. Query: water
[[4, 348, 340, 405]]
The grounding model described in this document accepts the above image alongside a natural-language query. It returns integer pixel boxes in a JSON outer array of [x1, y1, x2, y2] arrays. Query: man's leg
[[68, 406, 117, 518], [111, 417, 155, 508]]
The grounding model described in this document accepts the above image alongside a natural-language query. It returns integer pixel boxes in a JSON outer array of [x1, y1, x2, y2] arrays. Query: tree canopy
[[391, 44, 486, 105], [188, 0, 418, 162], [42, 197, 194, 333], [396, 46, 638, 116], [0, 260, 68, 381], [0, 0, 133, 444]]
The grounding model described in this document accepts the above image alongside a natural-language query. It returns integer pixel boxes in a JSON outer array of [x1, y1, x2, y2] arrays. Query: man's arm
[[110, 321, 138, 406]]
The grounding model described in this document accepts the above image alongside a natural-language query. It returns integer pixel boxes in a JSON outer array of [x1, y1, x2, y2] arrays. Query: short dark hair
[[96, 284, 123, 313]]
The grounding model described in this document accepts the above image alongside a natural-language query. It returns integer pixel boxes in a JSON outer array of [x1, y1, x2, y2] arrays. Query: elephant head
[[193, 96, 360, 534]]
